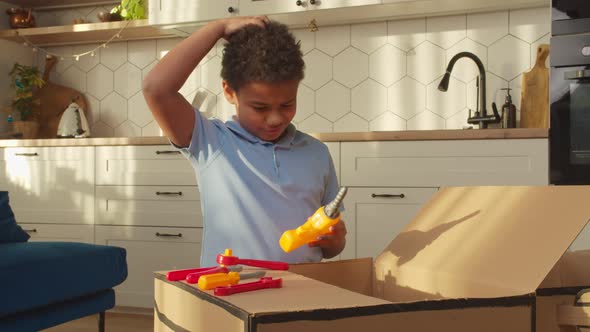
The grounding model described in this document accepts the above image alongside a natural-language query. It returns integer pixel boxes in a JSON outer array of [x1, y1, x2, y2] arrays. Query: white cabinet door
[[341, 139, 549, 187], [149, 0, 239, 25], [0, 147, 94, 224], [341, 187, 437, 259], [19, 224, 94, 244], [96, 146, 196, 186], [95, 226, 203, 308], [240, 0, 380, 16], [95, 186, 202, 227], [311, 0, 382, 10]]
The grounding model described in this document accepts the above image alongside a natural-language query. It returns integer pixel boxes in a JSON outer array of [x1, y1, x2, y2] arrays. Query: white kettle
[[57, 102, 90, 138]]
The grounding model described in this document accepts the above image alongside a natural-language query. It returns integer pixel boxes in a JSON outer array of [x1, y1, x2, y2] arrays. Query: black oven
[[553, 0, 590, 35], [550, 33, 590, 184]]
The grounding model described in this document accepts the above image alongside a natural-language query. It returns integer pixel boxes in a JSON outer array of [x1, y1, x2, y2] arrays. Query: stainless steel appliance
[[550, 3, 590, 184]]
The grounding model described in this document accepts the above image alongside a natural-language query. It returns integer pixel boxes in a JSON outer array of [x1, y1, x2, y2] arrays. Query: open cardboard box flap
[[374, 186, 590, 302]]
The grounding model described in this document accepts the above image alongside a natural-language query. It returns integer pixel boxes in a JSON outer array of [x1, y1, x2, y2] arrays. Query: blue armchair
[[0, 191, 128, 332]]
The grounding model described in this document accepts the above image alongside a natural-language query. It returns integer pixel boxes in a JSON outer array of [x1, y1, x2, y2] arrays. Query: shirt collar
[[226, 117, 299, 148]]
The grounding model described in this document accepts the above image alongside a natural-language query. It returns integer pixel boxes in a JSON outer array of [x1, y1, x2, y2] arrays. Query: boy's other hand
[[221, 16, 271, 40], [308, 220, 347, 259]]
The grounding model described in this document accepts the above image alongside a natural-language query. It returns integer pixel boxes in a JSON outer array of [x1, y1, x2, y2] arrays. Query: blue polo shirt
[[177, 108, 341, 267]]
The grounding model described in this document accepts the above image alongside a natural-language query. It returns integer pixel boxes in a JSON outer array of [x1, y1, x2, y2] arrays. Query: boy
[[143, 16, 346, 267]]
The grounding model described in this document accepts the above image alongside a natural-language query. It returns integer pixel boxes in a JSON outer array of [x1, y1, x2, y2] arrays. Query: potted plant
[[110, 0, 146, 20], [8, 63, 44, 138]]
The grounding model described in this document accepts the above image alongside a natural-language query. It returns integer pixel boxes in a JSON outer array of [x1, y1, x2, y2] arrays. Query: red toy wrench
[[214, 277, 283, 296], [216, 249, 289, 270]]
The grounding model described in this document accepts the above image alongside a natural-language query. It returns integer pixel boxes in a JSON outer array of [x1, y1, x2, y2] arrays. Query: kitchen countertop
[[0, 128, 548, 147]]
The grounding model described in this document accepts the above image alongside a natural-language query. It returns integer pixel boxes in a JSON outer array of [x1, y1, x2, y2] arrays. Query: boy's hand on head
[[308, 220, 347, 259], [220, 16, 270, 40]]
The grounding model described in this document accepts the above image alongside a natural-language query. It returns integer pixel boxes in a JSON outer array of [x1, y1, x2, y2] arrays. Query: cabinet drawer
[[341, 139, 549, 187], [18, 223, 94, 244], [96, 186, 202, 227], [96, 146, 196, 186], [0, 147, 94, 224], [95, 225, 202, 308], [341, 187, 437, 259]]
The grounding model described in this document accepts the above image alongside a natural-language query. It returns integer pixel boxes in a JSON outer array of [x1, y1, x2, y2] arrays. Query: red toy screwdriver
[[214, 277, 283, 296], [186, 266, 242, 284], [216, 249, 289, 270]]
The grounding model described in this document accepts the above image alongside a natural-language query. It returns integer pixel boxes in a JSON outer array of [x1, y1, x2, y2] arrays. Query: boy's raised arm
[[142, 17, 268, 147]]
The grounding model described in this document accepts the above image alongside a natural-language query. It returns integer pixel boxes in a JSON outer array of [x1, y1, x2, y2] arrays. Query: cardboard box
[[154, 186, 590, 332]]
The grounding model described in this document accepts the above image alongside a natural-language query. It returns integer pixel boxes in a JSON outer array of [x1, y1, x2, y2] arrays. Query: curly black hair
[[221, 21, 305, 91]]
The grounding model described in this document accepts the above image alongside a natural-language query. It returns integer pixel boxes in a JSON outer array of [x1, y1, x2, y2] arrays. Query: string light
[[17, 21, 130, 61]]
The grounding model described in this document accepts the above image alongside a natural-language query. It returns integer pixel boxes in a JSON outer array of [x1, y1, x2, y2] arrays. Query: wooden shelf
[[0, 20, 179, 46], [2, 0, 116, 9]]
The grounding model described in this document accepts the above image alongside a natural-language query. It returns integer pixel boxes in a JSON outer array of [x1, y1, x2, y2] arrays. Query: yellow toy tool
[[279, 187, 347, 253], [197, 270, 266, 290]]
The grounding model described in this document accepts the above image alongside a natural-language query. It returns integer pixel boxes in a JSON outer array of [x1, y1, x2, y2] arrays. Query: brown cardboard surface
[[375, 186, 590, 302], [255, 306, 532, 332], [536, 295, 576, 332], [288, 258, 373, 296]]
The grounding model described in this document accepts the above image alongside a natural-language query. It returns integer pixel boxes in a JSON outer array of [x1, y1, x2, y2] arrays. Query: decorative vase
[[13, 121, 39, 139], [6, 8, 36, 29]]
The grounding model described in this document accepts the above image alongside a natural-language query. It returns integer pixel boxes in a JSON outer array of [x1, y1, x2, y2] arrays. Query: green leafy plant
[[8, 63, 44, 121], [111, 0, 146, 20]]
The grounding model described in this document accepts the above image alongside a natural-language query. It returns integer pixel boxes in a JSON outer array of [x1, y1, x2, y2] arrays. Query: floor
[[43, 312, 153, 332]]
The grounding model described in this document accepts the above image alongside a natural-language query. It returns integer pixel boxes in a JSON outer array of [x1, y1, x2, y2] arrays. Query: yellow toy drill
[[279, 187, 347, 253]]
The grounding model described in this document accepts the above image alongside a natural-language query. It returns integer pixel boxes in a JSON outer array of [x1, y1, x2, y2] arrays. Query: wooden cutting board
[[520, 44, 550, 129], [36, 55, 88, 138]]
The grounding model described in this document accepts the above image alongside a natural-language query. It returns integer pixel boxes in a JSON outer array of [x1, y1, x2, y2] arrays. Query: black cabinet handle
[[371, 193, 405, 199], [15, 152, 38, 157], [310, 0, 316, 4], [156, 232, 182, 238], [296, 0, 304, 6], [23, 228, 37, 233], [155, 150, 180, 155], [156, 191, 183, 196], [228, 6, 235, 13]]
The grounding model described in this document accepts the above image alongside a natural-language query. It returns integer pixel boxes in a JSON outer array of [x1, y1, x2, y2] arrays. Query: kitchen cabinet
[[20, 224, 94, 244], [95, 225, 202, 308], [0, 147, 94, 225], [341, 187, 437, 259], [239, 0, 382, 17], [149, 0, 239, 26]]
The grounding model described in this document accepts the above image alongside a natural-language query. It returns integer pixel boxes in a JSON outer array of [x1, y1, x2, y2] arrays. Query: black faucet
[[438, 52, 501, 129]]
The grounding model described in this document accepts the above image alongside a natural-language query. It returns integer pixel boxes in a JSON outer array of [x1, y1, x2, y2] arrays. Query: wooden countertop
[[0, 128, 548, 147]]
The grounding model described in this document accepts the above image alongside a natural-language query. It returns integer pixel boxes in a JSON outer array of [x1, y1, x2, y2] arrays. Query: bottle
[[6, 114, 14, 135], [500, 88, 517, 129]]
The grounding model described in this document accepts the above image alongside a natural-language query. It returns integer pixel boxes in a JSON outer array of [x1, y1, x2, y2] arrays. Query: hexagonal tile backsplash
[[31, 6, 549, 137]]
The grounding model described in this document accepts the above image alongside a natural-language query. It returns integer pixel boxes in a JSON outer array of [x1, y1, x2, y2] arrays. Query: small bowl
[[97, 11, 123, 22]]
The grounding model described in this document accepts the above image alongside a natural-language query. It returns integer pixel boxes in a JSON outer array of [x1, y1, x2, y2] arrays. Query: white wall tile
[[128, 91, 153, 127], [114, 121, 141, 137], [446, 39, 488, 83], [509, 7, 551, 43], [407, 42, 445, 84], [427, 76, 466, 119], [352, 79, 387, 121], [509, 75, 523, 110], [91, 121, 114, 137], [334, 47, 368, 88], [216, 93, 236, 122], [488, 35, 530, 80], [334, 113, 369, 132], [291, 28, 315, 54], [369, 44, 406, 87], [84, 94, 99, 125], [180, 66, 201, 96], [100, 92, 127, 127], [407, 111, 445, 130], [303, 50, 333, 90], [201, 57, 222, 94], [315, 26, 350, 56], [466, 72, 508, 113], [316, 81, 350, 122], [72, 44, 100, 72], [156, 38, 181, 59], [129, 40, 157, 69], [388, 18, 425, 52], [370, 112, 406, 131], [467, 11, 508, 46], [100, 42, 127, 71], [114, 63, 142, 99], [446, 108, 471, 129], [142, 120, 164, 137], [294, 84, 315, 123], [60, 66, 86, 93], [87, 65, 113, 100], [388, 77, 426, 120], [299, 114, 333, 133], [351, 22, 387, 54], [426, 15, 466, 49]]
